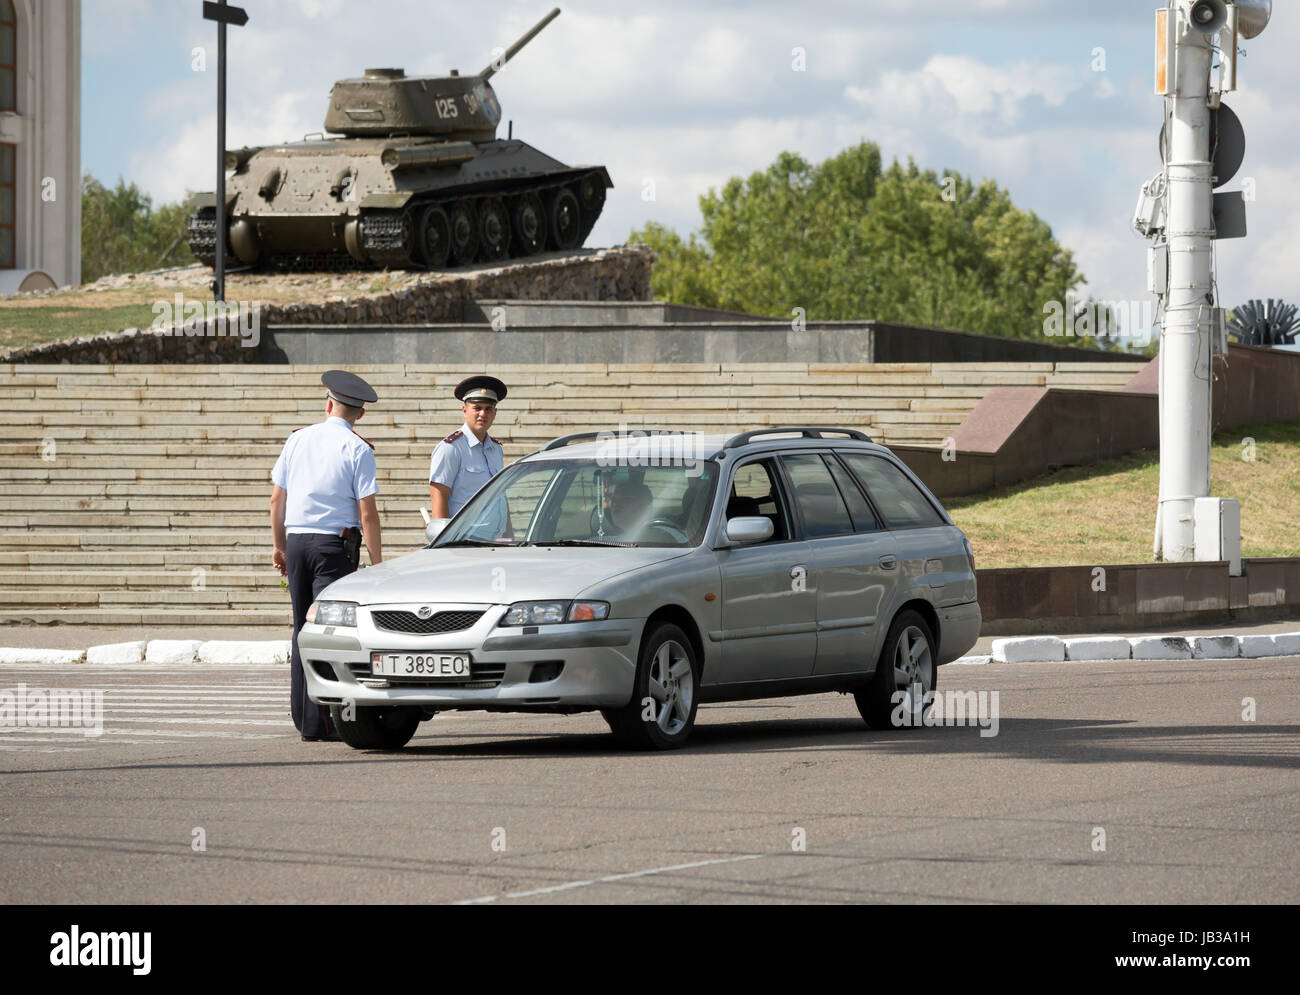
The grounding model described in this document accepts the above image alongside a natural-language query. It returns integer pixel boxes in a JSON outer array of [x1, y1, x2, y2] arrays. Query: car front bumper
[[298, 604, 644, 712]]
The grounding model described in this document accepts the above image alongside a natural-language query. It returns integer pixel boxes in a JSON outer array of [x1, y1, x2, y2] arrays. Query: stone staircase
[[0, 360, 1146, 627]]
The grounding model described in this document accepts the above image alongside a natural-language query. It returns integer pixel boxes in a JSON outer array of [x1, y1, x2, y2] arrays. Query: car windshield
[[436, 457, 718, 548]]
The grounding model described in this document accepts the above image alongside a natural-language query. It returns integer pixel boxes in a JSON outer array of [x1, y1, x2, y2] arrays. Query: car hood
[[318, 545, 692, 606]]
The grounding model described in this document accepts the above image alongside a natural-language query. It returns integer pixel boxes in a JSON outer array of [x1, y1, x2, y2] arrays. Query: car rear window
[[824, 455, 880, 532], [780, 453, 854, 538], [840, 453, 945, 529]]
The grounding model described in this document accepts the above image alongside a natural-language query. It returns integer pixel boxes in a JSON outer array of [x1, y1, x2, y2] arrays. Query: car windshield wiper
[[437, 538, 510, 547], [530, 539, 639, 548]]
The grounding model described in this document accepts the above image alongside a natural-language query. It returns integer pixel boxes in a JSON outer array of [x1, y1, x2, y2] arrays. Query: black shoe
[[301, 729, 341, 742]]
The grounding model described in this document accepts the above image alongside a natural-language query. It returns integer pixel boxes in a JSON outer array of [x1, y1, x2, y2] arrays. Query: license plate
[[370, 652, 471, 679]]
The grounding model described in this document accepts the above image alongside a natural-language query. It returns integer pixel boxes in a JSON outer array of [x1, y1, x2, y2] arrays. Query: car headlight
[[306, 601, 357, 627], [500, 600, 610, 626]]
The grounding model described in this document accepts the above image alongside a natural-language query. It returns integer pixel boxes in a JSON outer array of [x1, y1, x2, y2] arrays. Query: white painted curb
[[1274, 632, 1300, 656], [0, 647, 86, 664], [1130, 636, 1194, 660], [1065, 636, 1132, 661], [1191, 635, 1239, 659], [144, 640, 203, 665], [86, 641, 147, 665], [991, 637, 1065, 663], [1239, 635, 1277, 658], [197, 640, 291, 665], [948, 655, 992, 666]]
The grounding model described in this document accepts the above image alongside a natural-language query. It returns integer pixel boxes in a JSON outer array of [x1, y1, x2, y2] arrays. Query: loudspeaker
[[1188, 0, 1228, 34], [1232, 0, 1272, 38]]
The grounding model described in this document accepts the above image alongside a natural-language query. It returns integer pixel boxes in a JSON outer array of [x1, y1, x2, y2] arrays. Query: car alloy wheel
[[856, 609, 937, 730], [647, 637, 694, 736], [603, 622, 699, 750]]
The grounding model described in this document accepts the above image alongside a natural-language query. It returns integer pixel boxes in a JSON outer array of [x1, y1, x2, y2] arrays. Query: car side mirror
[[724, 516, 774, 545], [425, 519, 450, 544]]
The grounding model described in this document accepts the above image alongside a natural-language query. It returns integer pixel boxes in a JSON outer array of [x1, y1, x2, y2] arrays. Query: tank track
[[187, 206, 218, 268], [359, 210, 416, 270], [187, 169, 608, 273]]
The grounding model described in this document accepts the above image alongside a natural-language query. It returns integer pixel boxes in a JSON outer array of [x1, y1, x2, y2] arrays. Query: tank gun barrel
[[479, 7, 560, 80]]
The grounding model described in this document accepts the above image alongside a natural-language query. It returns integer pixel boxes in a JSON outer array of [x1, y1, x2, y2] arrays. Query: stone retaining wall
[[0, 246, 653, 365], [976, 557, 1300, 635]]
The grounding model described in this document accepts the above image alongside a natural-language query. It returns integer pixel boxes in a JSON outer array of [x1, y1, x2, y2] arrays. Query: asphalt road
[[0, 657, 1296, 904]]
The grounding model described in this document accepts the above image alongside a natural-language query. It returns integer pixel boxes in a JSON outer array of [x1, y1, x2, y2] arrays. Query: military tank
[[188, 7, 610, 271]]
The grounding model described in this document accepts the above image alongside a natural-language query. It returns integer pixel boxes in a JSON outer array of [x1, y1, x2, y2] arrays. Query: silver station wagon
[[298, 426, 981, 750]]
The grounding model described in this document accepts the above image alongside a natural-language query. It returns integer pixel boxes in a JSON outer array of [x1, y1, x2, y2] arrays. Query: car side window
[[841, 453, 944, 529], [825, 454, 881, 532], [780, 453, 854, 539], [728, 459, 790, 541]]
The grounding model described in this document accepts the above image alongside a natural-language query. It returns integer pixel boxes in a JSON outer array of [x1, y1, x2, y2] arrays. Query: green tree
[[80, 173, 195, 282], [630, 143, 1089, 343]]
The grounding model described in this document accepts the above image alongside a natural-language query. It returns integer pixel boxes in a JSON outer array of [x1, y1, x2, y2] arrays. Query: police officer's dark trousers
[[286, 532, 354, 738]]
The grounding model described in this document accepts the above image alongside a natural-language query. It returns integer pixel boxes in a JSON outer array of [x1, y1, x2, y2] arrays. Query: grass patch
[[0, 303, 165, 351], [0, 268, 416, 353], [946, 421, 1300, 568]]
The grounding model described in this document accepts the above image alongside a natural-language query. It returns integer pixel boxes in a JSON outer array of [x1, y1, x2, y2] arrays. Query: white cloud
[[129, 91, 319, 204]]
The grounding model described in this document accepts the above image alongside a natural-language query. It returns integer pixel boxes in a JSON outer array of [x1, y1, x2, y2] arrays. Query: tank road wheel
[[417, 205, 452, 269], [448, 200, 479, 266], [577, 173, 605, 217], [511, 192, 547, 256], [548, 188, 581, 251], [477, 197, 511, 261]]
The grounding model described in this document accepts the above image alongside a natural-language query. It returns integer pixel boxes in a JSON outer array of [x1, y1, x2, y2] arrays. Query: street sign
[[202, 1, 248, 26], [1158, 103, 1245, 188]]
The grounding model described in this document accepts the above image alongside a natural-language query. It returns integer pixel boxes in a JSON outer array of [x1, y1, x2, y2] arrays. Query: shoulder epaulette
[[355, 433, 374, 451], [444, 430, 463, 443], [292, 426, 307, 433], [489, 435, 502, 445]]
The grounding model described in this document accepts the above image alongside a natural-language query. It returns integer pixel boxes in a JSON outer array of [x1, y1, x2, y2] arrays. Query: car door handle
[[879, 555, 898, 570]]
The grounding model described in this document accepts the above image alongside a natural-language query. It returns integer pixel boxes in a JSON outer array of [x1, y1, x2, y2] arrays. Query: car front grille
[[370, 609, 485, 634], [347, 660, 506, 689]]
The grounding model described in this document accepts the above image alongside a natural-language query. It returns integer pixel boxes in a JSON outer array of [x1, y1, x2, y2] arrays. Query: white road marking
[[0, 665, 298, 750], [0, 730, 284, 740], [454, 854, 766, 904]]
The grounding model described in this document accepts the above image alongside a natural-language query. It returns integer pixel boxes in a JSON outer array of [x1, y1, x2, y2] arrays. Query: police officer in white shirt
[[271, 370, 383, 742], [428, 375, 507, 520]]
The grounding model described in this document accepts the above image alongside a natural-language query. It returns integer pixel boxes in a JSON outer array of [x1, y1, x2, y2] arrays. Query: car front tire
[[602, 622, 699, 750], [330, 704, 422, 750], [856, 610, 938, 730]]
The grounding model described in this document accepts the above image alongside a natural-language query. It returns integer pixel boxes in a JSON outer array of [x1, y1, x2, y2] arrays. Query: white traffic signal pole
[[1155, 1, 1215, 562]]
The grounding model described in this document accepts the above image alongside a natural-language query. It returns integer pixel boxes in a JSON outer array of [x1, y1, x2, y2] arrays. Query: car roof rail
[[721, 426, 873, 450], [541, 431, 607, 452]]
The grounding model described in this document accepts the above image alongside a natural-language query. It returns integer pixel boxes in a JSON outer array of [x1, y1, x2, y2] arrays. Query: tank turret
[[187, 8, 611, 271]]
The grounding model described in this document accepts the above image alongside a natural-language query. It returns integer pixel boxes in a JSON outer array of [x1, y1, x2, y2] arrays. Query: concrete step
[[0, 608, 288, 626]]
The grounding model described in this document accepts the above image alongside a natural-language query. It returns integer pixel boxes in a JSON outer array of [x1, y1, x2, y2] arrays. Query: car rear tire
[[855, 610, 937, 730], [602, 622, 699, 750], [330, 704, 421, 750]]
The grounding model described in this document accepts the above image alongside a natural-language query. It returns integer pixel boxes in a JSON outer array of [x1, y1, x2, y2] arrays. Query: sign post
[[202, 0, 249, 304]]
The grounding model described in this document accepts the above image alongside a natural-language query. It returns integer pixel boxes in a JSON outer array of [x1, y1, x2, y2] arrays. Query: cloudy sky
[[82, 0, 1297, 313]]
